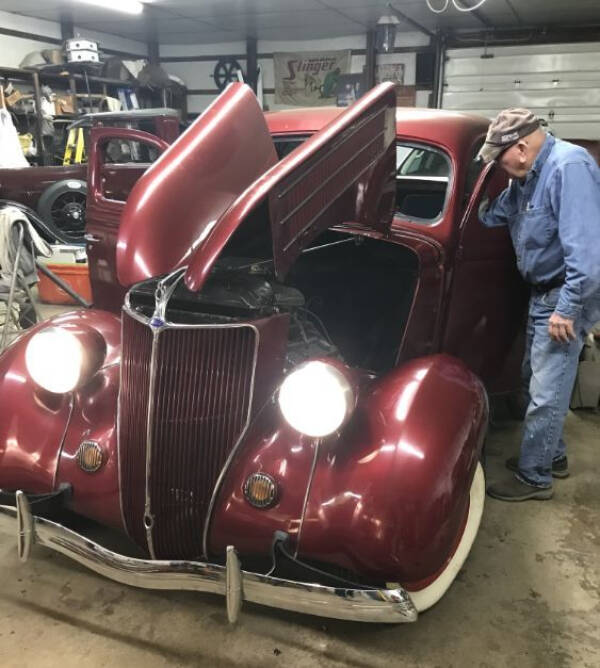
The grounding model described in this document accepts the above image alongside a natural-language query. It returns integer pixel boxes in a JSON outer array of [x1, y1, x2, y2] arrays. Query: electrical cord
[[426, 0, 449, 13], [266, 532, 374, 589], [452, 0, 489, 11], [426, 0, 489, 12]]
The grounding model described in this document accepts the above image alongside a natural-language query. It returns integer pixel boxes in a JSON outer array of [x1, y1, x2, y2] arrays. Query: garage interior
[[0, 1, 599, 666]]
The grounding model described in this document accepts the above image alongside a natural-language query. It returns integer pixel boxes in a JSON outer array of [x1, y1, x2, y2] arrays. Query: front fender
[[0, 310, 121, 520], [298, 354, 487, 585]]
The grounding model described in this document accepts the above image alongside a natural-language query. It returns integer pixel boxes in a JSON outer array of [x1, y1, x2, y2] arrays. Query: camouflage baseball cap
[[477, 108, 541, 163]]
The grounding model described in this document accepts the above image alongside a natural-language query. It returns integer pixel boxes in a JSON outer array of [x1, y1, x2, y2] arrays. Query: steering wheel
[[213, 58, 244, 91]]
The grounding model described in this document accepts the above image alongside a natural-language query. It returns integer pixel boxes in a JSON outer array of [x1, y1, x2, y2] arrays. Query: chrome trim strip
[[201, 325, 259, 559], [123, 301, 263, 333], [143, 327, 161, 559], [116, 311, 130, 539], [294, 437, 321, 559], [99, 360, 121, 372], [0, 503, 417, 624], [51, 394, 75, 492]]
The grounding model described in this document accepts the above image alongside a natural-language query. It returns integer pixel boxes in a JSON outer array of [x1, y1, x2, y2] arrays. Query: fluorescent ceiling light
[[73, 0, 145, 15]]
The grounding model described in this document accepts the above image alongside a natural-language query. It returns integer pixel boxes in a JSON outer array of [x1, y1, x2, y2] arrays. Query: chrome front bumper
[[0, 493, 417, 624]]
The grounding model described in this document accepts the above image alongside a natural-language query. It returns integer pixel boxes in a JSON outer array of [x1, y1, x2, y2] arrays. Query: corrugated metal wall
[[443, 42, 600, 140]]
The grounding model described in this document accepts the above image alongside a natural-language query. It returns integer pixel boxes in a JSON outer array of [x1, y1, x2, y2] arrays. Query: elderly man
[[479, 108, 600, 501]]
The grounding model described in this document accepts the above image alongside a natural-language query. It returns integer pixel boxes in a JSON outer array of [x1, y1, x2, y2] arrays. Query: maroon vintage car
[[0, 82, 525, 623], [0, 108, 180, 242]]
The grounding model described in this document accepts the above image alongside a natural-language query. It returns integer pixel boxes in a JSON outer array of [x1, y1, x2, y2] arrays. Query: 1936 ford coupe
[[0, 82, 526, 623]]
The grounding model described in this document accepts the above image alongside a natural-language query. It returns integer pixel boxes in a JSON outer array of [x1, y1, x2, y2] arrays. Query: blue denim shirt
[[482, 134, 600, 328]]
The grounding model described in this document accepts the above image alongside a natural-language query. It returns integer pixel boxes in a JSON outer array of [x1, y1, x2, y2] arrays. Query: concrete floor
[[1, 302, 599, 667]]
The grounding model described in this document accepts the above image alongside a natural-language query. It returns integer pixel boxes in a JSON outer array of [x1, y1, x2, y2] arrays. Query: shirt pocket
[[519, 206, 553, 249]]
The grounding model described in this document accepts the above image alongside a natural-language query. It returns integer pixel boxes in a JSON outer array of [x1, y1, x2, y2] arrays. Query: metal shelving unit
[[0, 66, 184, 166]]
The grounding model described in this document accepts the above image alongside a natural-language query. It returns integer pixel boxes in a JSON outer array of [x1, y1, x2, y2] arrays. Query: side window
[[395, 143, 451, 224], [100, 139, 160, 202], [104, 139, 158, 164]]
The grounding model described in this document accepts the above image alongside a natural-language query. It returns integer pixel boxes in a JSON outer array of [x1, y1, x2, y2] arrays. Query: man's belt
[[530, 274, 565, 294]]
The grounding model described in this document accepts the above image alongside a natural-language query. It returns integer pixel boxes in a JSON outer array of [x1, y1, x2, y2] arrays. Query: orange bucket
[[37, 262, 92, 305]]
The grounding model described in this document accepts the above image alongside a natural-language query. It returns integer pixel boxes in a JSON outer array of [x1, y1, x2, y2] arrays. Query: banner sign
[[274, 50, 351, 106]]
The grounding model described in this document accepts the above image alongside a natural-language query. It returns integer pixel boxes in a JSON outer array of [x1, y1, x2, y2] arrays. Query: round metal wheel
[[213, 58, 243, 91], [49, 191, 87, 236]]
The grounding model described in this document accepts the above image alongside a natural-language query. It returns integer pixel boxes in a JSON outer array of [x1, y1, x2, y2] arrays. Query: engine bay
[[127, 232, 418, 373]]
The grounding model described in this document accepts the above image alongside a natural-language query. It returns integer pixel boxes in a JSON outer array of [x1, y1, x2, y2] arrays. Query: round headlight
[[25, 325, 106, 394], [278, 360, 355, 438], [25, 327, 84, 393]]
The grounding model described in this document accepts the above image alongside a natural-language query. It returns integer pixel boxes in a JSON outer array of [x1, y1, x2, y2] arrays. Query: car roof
[[265, 106, 490, 158]]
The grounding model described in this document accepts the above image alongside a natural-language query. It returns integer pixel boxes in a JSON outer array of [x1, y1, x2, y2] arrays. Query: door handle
[[84, 233, 101, 243]]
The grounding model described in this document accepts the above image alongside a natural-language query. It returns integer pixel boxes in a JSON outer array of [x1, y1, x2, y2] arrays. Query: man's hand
[[548, 312, 576, 342]]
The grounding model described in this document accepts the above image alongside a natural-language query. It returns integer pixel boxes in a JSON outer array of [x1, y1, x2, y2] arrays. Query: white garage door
[[443, 42, 600, 141]]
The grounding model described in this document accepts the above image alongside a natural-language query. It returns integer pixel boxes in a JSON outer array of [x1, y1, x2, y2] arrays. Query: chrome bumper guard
[[0, 493, 417, 624]]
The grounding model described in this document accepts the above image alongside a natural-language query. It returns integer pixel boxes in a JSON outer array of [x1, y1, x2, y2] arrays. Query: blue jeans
[[518, 287, 585, 487]]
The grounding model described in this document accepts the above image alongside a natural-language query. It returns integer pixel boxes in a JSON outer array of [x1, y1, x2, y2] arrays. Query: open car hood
[[117, 83, 278, 286], [184, 81, 397, 291]]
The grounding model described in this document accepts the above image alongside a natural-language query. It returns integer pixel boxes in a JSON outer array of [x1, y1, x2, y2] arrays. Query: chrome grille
[[119, 310, 257, 559]]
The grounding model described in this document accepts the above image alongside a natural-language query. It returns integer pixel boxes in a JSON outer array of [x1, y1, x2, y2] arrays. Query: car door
[[85, 127, 170, 311], [440, 159, 528, 393]]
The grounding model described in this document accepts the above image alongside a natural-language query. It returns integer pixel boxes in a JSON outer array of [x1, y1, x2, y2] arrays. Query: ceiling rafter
[[316, 1, 369, 29], [503, 0, 522, 24]]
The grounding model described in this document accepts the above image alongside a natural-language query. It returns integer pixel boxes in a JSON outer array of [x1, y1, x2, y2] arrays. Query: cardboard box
[[6, 89, 23, 107], [55, 96, 75, 115]]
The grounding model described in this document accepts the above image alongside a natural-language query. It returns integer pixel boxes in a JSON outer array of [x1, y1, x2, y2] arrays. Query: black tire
[[37, 180, 87, 240]]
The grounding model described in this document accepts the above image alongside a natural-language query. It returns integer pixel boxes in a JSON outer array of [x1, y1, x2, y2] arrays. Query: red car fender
[[0, 311, 122, 522], [297, 354, 487, 586]]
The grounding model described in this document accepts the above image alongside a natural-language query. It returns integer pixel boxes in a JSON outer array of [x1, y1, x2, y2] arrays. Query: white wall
[[161, 31, 431, 115], [0, 10, 61, 68], [0, 8, 147, 70]]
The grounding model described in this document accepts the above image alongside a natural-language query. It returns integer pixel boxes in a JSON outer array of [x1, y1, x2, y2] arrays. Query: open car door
[[86, 127, 171, 311], [441, 162, 528, 392]]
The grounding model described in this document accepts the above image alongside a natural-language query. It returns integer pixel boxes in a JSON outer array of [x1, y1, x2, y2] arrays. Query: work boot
[[505, 455, 569, 479], [487, 474, 553, 502]]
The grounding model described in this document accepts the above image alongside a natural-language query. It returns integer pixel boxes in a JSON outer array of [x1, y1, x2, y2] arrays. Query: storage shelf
[[1, 66, 186, 166], [0, 66, 137, 89]]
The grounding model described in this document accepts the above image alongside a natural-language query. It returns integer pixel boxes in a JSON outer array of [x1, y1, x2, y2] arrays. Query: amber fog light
[[244, 473, 277, 509], [76, 440, 103, 473]]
